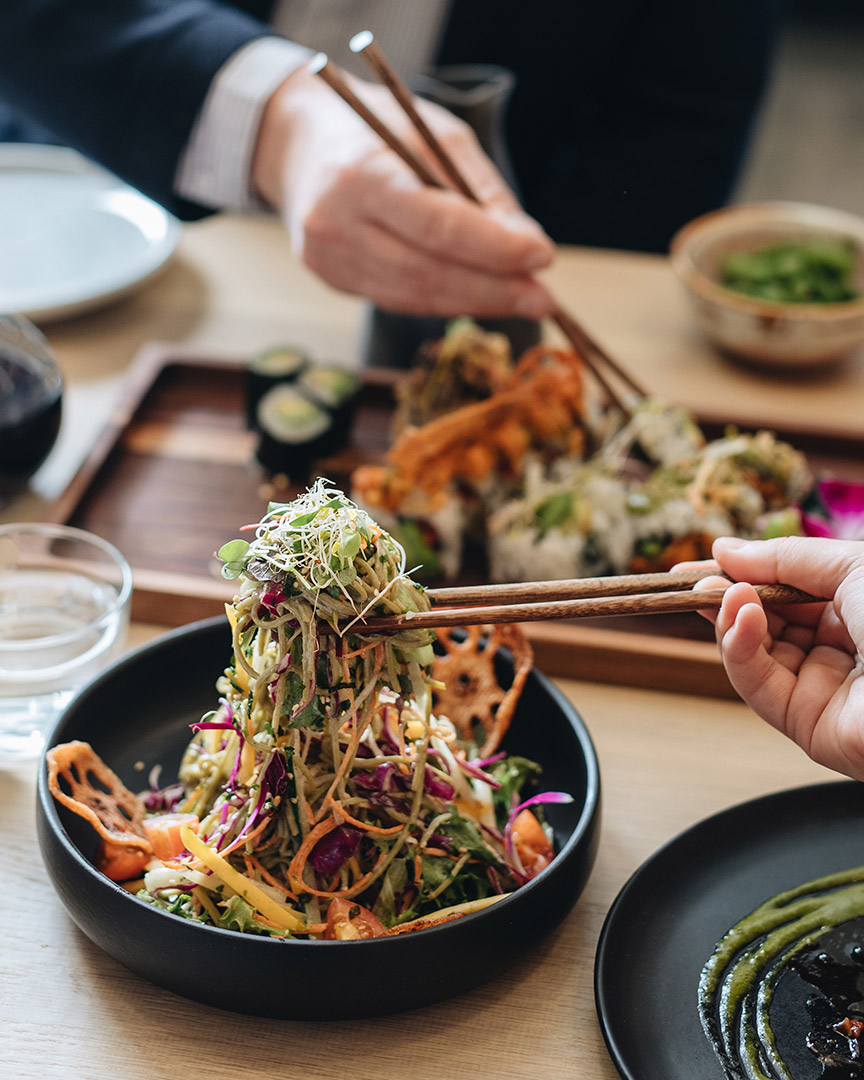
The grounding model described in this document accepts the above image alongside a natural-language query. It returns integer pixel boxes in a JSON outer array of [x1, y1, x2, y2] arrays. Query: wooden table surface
[[0, 214, 856, 1080]]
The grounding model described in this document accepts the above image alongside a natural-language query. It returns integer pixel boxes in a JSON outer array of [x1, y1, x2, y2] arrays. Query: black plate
[[595, 780, 864, 1080], [37, 616, 601, 1020]]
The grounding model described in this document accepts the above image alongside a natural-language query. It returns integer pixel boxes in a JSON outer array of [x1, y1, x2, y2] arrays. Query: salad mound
[[49, 481, 570, 940]]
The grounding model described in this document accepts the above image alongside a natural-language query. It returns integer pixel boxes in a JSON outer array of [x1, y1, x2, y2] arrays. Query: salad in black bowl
[[37, 482, 600, 1019]]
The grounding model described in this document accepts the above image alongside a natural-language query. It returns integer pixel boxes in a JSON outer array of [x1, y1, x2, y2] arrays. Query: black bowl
[[37, 616, 600, 1020]]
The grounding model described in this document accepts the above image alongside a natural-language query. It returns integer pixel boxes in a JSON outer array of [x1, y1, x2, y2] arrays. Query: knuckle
[[409, 258, 445, 302], [301, 204, 344, 249]]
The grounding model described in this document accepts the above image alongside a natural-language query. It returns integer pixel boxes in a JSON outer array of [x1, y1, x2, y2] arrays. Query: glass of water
[[0, 523, 132, 762]]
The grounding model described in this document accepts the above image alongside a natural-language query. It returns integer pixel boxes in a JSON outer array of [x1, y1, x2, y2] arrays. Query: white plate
[[0, 144, 180, 323]]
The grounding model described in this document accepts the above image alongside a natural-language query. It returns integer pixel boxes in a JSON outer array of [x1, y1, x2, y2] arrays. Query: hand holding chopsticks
[[334, 569, 827, 634], [310, 34, 646, 412], [253, 49, 556, 321]]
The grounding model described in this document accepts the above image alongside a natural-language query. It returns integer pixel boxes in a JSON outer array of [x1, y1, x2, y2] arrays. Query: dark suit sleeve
[[439, 0, 780, 253], [0, 0, 270, 219]]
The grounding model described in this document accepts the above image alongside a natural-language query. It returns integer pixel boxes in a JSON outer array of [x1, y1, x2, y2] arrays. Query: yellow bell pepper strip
[[179, 824, 306, 932]]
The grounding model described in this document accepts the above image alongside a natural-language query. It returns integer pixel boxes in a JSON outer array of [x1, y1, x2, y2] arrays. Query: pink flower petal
[[801, 513, 838, 539], [815, 479, 864, 540], [818, 478, 864, 518]]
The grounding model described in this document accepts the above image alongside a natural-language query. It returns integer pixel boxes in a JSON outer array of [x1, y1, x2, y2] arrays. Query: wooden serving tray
[[51, 344, 864, 699]]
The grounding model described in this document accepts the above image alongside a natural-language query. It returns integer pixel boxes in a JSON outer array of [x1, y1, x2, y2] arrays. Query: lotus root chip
[[432, 624, 533, 757], [46, 741, 150, 850]]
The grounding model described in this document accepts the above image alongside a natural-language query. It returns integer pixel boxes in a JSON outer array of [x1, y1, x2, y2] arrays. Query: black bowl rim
[[38, 615, 600, 950]]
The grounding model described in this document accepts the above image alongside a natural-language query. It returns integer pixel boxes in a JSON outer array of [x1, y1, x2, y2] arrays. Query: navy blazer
[[0, 0, 777, 252]]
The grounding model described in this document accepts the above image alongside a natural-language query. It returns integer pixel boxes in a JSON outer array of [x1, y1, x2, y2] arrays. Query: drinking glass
[[0, 523, 132, 762]]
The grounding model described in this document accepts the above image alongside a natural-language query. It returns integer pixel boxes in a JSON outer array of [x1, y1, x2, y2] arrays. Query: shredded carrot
[[252, 913, 283, 930], [288, 815, 391, 899], [293, 851, 390, 900], [246, 854, 298, 900], [287, 817, 341, 890], [338, 642, 377, 661], [219, 814, 271, 857], [180, 785, 203, 813], [413, 853, 423, 888], [158, 857, 193, 871], [327, 797, 404, 835]]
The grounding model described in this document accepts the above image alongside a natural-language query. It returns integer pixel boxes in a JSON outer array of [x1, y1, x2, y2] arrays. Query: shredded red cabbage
[[309, 825, 361, 875]]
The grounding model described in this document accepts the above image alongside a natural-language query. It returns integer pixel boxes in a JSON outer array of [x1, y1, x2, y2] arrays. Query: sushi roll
[[254, 384, 334, 482], [351, 464, 465, 581], [296, 364, 359, 449], [245, 345, 309, 428], [486, 464, 632, 582]]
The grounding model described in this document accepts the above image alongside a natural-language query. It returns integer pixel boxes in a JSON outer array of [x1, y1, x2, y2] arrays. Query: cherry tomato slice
[[511, 808, 555, 880], [97, 840, 151, 882], [324, 898, 388, 940], [142, 812, 199, 861]]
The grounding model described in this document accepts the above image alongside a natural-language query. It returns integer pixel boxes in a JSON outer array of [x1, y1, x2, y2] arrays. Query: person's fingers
[[711, 535, 863, 598], [714, 581, 860, 766], [410, 99, 521, 213], [691, 571, 731, 625], [669, 558, 720, 573], [813, 604, 858, 654], [301, 214, 554, 317], [712, 535, 864, 650], [714, 584, 813, 686], [352, 153, 555, 277], [794, 654, 862, 774], [715, 589, 798, 730], [772, 622, 817, 656]]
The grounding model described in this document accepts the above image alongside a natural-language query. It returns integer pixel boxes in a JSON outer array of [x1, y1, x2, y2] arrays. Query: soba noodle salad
[[135, 481, 569, 939]]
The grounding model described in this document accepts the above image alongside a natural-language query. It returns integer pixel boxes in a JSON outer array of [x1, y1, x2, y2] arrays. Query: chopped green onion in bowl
[[719, 240, 861, 304]]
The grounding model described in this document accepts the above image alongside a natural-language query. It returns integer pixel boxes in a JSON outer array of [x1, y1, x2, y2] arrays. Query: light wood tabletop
[[0, 214, 855, 1080]]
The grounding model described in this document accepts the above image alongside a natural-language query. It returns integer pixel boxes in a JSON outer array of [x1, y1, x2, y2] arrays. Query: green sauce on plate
[[699, 864, 864, 1079]]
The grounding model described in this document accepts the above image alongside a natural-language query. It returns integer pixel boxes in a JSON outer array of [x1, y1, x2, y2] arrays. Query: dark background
[[736, 0, 864, 214]]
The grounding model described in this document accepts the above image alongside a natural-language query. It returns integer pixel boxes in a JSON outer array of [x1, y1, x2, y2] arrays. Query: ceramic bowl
[[37, 616, 601, 1020], [670, 202, 864, 368]]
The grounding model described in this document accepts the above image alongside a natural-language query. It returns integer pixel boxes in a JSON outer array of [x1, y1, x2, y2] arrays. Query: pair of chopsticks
[[308, 35, 646, 413], [343, 569, 826, 634]]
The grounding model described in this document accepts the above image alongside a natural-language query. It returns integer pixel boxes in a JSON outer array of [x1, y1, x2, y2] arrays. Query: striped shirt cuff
[[174, 37, 312, 212]]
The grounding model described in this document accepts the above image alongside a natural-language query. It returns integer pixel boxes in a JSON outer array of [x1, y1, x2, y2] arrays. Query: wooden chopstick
[[309, 53, 445, 190], [349, 31, 480, 202], [339, 34, 647, 410], [427, 568, 718, 606], [335, 582, 826, 634]]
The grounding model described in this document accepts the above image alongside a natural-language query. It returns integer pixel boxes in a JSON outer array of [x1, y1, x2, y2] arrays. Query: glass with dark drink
[[0, 315, 63, 495]]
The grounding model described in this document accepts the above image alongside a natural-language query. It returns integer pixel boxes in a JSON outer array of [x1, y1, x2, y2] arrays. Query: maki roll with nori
[[254, 384, 335, 481], [245, 345, 309, 427], [296, 364, 359, 441]]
